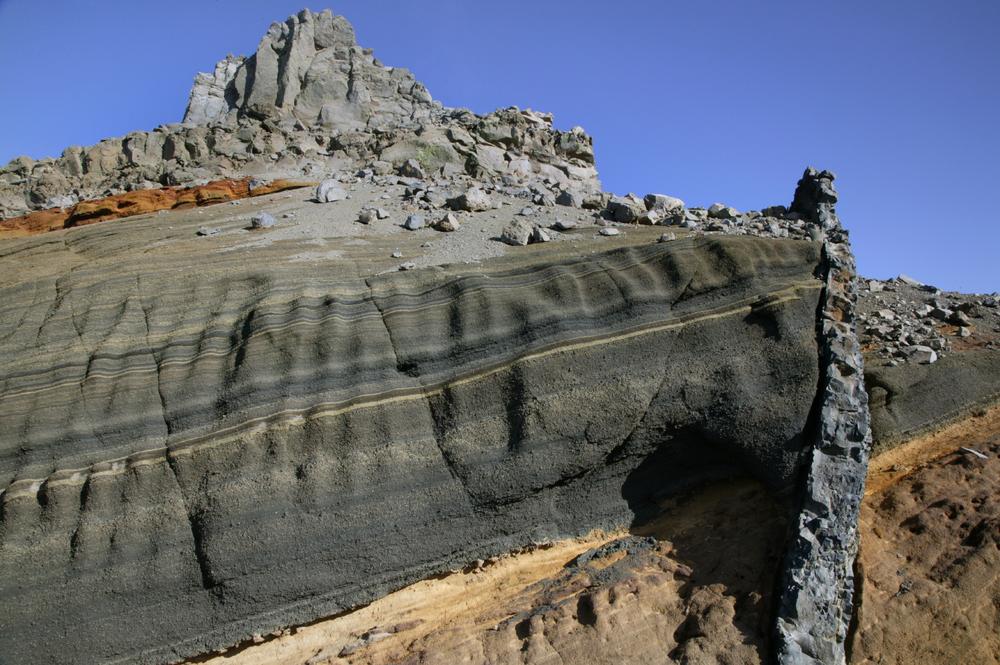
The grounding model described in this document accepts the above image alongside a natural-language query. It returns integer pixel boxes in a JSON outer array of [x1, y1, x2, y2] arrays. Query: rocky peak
[[0, 8, 600, 222], [183, 8, 434, 131]]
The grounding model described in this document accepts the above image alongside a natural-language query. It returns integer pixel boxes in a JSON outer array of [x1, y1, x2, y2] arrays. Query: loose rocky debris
[[857, 274, 1000, 365]]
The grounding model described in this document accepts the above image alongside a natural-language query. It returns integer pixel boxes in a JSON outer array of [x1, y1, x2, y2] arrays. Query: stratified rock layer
[[0, 226, 824, 664]]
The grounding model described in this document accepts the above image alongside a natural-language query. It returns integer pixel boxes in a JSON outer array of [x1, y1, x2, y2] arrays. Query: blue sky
[[1, 1, 997, 293]]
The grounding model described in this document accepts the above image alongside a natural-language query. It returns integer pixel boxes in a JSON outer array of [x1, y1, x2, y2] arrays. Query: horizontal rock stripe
[[0, 234, 824, 664]]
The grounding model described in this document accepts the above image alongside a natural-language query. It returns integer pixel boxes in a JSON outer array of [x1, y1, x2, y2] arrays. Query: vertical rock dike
[[774, 168, 872, 665]]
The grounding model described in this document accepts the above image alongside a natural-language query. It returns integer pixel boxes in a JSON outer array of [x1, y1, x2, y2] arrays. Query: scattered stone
[[519, 207, 534, 216], [550, 219, 577, 231], [959, 327, 972, 338], [376, 209, 390, 219], [449, 187, 493, 212], [399, 159, 426, 179], [878, 309, 896, 321], [637, 210, 660, 225], [555, 189, 584, 208], [533, 227, 551, 243], [398, 261, 416, 271], [599, 228, 620, 236], [250, 212, 276, 229], [358, 209, 377, 224], [499, 219, 533, 246], [930, 308, 952, 321], [391, 252, 403, 258], [901, 345, 938, 364], [434, 213, 461, 232], [402, 215, 425, 230], [197, 227, 219, 236], [316, 180, 348, 203], [658, 232, 676, 242]]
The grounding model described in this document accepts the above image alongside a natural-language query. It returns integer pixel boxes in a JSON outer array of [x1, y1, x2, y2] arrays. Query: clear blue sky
[[1, 1, 997, 293]]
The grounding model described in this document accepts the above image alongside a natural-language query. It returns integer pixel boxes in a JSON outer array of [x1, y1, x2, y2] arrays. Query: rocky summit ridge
[[1, 8, 999, 665], [0, 7, 597, 222]]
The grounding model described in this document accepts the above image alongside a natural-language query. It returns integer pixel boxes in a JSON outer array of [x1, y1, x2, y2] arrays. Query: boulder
[[709, 204, 739, 219], [555, 188, 584, 208], [402, 214, 425, 230], [449, 187, 492, 212], [607, 194, 645, 224], [637, 210, 660, 225], [251, 211, 276, 229], [399, 158, 425, 179], [901, 345, 938, 364], [500, 219, 533, 245], [643, 194, 684, 213], [434, 213, 461, 232], [316, 180, 348, 202]]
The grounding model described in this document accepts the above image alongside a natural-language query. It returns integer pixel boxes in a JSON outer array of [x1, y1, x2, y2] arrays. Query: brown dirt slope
[[850, 429, 1000, 664]]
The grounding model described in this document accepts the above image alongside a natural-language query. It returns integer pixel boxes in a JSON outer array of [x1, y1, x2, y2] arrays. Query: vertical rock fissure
[[772, 168, 872, 665]]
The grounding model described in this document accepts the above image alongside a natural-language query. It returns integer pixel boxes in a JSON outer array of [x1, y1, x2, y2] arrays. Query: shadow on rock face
[[620, 430, 745, 528]]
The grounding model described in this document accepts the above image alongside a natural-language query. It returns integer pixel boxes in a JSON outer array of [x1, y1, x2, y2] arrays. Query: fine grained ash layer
[[0, 233, 825, 664]]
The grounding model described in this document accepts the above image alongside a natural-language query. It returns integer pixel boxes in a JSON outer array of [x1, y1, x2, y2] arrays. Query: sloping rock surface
[[0, 218, 824, 663]]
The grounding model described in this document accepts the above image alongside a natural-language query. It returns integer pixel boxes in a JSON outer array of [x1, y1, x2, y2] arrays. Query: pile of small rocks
[[857, 274, 1000, 365]]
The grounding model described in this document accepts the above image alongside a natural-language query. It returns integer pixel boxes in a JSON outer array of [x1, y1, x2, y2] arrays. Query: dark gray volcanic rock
[[866, 349, 1000, 457], [0, 229, 825, 664]]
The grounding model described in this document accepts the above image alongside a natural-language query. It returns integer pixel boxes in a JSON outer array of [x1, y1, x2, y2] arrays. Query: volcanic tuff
[[7, 7, 999, 665]]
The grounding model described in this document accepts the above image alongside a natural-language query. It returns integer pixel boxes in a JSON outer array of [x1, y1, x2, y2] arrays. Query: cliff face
[[0, 9, 877, 665], [0, 225, 824, 663]]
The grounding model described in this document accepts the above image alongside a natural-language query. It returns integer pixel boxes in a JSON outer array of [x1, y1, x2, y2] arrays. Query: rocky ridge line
[[0, 8, 598, 222]]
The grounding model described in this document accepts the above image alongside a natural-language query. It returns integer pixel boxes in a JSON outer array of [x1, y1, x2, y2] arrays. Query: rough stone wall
[[773, 168, 872, 665]]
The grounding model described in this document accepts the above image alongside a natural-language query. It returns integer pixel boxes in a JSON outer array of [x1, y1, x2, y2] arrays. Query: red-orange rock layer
[[0, 178, 316, 238]]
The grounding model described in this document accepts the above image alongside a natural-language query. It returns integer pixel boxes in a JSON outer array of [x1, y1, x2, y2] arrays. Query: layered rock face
[[0, 226, 825, 664], [0, 8, 882, 665], [0, 9, 599, 221]]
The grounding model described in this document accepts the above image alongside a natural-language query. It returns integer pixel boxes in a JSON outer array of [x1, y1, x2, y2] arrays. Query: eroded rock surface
[[0, 219, 824, 663], [192, 478, 787, 665]]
